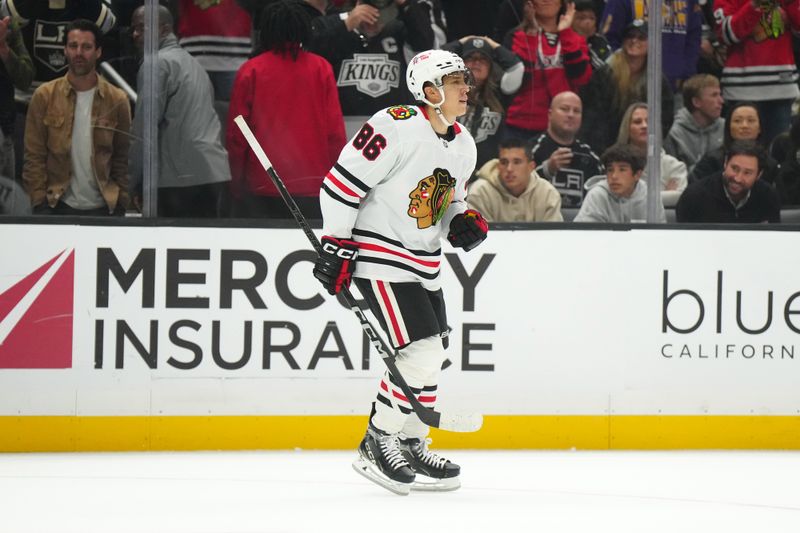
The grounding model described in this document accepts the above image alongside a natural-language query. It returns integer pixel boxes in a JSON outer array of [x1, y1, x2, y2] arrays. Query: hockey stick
[[233, 115, 482, 433]]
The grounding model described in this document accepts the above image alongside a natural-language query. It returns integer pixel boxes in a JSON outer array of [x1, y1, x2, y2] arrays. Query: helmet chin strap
[[433, 106, 454, 128], [425, 87, 453, 128]]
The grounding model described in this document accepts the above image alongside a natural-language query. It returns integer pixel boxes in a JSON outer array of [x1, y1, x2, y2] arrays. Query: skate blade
[[411, 475, 461, 492], [352, 456, 412, 496]]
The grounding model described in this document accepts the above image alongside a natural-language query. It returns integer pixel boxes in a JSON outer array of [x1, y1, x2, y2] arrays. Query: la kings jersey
[[0, 0, 116, 84], [333, 21, 413, 116], [321, 105, 477, 291]]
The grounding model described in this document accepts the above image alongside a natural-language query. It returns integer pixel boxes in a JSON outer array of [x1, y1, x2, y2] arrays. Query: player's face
[[729, 106, 760, 141], [439, 72, 471, 122], [498, 147, 534, 196], [629, 107, 648, 147], [722, 154, 760, 201], [408, 175, 437, 220], [606, 161, 641, 198], [64, 30, 100, 77]]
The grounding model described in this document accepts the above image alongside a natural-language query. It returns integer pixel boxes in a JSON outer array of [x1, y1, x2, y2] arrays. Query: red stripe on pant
[[380, 380, 435, 404], [376, 281, 406, 346]]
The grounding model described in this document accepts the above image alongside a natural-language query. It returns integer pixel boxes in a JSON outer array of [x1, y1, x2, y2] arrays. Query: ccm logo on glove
[[322, 240, 358, 259], [314, 236, 359, 295]]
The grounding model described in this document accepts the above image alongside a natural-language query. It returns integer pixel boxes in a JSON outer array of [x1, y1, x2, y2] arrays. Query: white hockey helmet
[[406, 49, 469, 109]]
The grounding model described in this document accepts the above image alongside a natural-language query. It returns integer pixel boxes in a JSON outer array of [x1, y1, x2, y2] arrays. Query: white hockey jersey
[[321, 105, 477, 291]]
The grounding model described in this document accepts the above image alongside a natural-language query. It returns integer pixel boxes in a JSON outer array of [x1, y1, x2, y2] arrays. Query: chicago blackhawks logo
[[753, 0, 786, 41], [407, 168, 456, 229], [386, 106, 417, 121]]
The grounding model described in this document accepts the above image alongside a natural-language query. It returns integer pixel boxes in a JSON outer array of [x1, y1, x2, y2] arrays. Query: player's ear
[[424, 84, 442, 104]]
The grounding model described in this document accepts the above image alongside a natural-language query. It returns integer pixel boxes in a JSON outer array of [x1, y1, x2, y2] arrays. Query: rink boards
[[0, 224, 798, 451]]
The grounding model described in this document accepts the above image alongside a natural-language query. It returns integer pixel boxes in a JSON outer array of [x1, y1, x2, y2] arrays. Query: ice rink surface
[[1, 449, 799, 533]]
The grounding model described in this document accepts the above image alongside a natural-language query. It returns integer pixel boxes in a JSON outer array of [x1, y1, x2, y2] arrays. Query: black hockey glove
[[447, 209, 488, 251], [313, 236, 359, 295]]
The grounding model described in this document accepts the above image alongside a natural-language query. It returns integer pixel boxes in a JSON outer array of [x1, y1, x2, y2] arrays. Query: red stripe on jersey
[[357, 242, 440, 268], [325, 172, 360, 198], [377, 281, 406, 346], [418, 105, 429, 120], [418, 395, 436, 403]]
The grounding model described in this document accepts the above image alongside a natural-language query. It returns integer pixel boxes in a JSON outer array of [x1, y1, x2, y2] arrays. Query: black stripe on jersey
[[376, 393, 413, 414], [724, 68, 798, 78], [722, 18, 737, 45], [389, 373, 423, 393], [334, 163, 371, 194], [322, 184, 360, 209], [387, 373, 437, 393], [353, 228, 441, 256], [359, 256, 440, 280]]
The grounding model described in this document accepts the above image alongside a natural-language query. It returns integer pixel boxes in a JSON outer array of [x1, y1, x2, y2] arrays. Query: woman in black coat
[[688, 101, 780, 189]]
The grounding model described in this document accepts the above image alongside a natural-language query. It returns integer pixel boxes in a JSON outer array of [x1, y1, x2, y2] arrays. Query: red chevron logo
[[0, 250, 74, 368]]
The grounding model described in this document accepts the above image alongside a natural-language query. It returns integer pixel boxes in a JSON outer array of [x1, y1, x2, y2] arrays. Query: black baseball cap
[[622, 19, 648, 40], [461, 37, 492, 62]]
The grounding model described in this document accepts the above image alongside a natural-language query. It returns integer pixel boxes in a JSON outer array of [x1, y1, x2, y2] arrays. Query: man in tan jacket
[[468, 138, 563, 222], [23, 19, 130, 215]]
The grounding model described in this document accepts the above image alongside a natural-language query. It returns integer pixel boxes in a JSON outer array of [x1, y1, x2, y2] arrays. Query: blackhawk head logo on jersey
[[407, 168, 456, 229], [386, 106, 417, 120], [754, 2, 787, 41]]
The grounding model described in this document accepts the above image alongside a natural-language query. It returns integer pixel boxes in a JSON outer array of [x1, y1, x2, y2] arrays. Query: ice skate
[[352, 426, 415, 496], [399, 436, 461, 492]]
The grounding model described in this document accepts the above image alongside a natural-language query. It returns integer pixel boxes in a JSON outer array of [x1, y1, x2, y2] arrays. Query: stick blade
[[417, 405, 483, 433], [437, 412, 483, 433]]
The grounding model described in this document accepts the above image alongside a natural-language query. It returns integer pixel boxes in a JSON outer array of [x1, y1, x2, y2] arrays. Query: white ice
[[1, 450, 799, 533]]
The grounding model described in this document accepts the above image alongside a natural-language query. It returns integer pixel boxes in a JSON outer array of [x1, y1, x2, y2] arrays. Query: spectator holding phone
[[529, 91, 603, 208]]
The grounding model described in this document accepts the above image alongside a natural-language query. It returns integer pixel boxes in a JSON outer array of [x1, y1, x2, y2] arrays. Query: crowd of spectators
[[0, 0, 799, 224]]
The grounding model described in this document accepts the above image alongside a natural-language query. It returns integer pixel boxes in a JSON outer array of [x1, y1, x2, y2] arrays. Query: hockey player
[[313, 49, 488, 495]]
